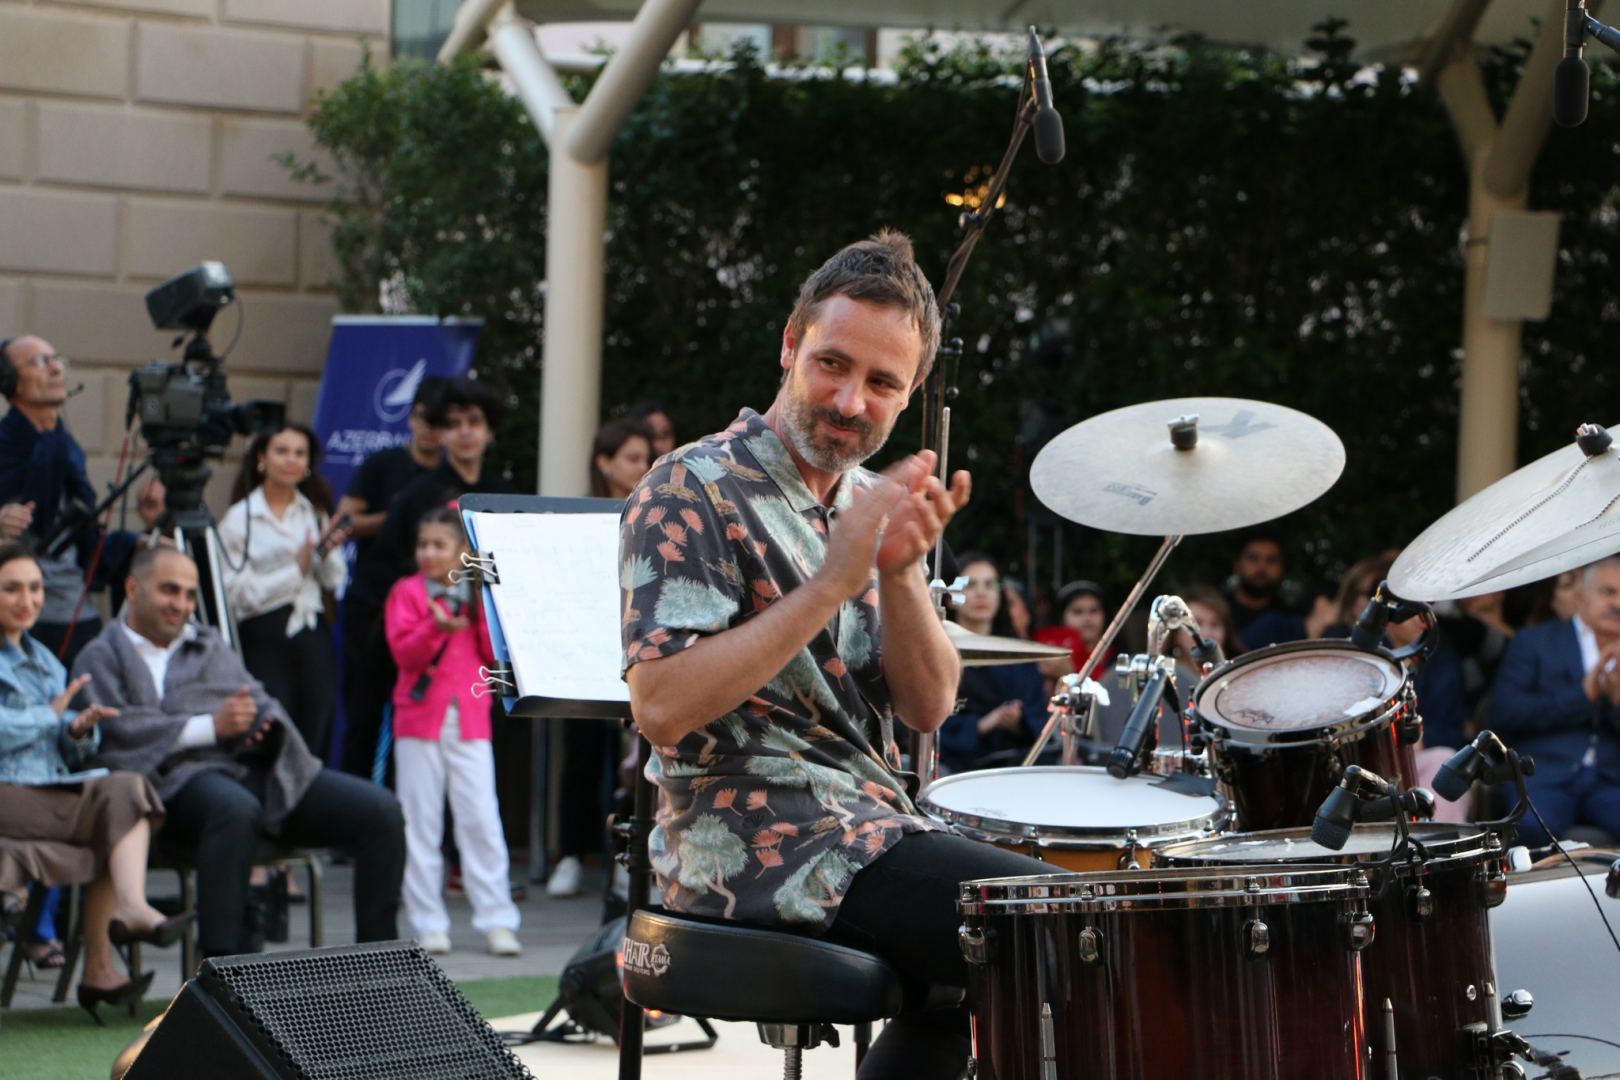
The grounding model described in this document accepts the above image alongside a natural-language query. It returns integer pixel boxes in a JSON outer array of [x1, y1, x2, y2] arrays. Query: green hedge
[[296, 23, 1620, 596]]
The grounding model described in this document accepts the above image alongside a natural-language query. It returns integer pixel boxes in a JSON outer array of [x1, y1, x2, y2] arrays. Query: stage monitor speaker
[[122, 941, 532, 1079]]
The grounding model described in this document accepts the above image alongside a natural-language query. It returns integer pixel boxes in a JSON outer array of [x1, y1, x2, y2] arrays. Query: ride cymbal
[[1389, 423, 1620, 601], [1030, 397, 1346, 536]]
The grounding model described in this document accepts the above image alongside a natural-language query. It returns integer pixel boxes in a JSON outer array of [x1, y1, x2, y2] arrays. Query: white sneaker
[[418, 931, 451, 955], [485, 927, 522, 957], [546, 856, 582, 898]]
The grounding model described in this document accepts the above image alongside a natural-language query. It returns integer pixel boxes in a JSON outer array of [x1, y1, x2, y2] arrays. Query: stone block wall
[[0, 0, 386, 511]]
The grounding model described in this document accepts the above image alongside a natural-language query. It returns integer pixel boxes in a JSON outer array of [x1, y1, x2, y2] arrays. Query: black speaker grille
[[197, 942, 533, 1079]]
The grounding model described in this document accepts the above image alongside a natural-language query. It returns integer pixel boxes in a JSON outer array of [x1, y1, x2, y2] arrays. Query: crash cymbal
[[1030, 397, 1346, 536], [1389, 423, 1620, 602], [944, 621, 1072, 667]]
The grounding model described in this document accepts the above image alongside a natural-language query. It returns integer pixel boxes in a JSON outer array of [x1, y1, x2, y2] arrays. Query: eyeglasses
[[16, 352, 67, 371]]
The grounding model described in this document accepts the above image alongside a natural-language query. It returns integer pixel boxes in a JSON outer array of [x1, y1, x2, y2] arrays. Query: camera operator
[[0, 335, 102, 663]]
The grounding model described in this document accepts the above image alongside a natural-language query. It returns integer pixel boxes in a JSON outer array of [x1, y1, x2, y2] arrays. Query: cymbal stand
[[1023, 534, 1184, 765], [918, 405, 965, 791]]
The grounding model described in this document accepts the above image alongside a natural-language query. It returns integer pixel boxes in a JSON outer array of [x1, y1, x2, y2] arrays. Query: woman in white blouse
[[218, 424, 349, 760]]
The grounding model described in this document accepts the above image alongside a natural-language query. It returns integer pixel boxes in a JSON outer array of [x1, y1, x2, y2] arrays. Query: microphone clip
[[1349, 581, 1437, 664]]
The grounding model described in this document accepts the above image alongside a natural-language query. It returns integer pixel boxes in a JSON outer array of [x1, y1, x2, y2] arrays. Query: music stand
[[456, 495, 708, 1072]]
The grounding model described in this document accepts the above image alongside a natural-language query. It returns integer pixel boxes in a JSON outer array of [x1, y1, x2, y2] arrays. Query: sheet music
[[465, 510, 628, 704]]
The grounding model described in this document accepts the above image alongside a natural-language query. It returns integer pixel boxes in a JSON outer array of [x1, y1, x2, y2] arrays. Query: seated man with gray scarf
[[72, 545, 406, 959]]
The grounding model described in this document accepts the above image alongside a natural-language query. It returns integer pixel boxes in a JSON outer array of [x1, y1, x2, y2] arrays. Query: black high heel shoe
[[107, 911, 196, 950], [76, 970, 155, 1026]]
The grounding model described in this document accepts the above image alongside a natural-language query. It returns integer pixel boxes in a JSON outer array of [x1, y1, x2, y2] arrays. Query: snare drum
[[1156, 823, 1508, 1080], [959, 865, 1375, 1080], [919, 766, 1228, 870], [1193, 639, 1421, 830]]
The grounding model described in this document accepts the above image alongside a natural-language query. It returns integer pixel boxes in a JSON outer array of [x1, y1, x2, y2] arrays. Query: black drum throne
[[615, 730, 951, 1079]]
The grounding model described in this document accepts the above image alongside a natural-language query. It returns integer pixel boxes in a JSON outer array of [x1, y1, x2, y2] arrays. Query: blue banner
[[310, 315, 481, 497]]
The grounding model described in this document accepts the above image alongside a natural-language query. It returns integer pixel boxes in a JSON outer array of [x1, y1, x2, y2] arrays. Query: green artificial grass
[[0, 973, 559, 1080]]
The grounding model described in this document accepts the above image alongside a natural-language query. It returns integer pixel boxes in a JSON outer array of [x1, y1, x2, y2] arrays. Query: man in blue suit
[[1488, 557, 1620, 846]]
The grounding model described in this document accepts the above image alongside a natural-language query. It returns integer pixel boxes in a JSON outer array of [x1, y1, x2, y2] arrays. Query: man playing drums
[[618, 230, 1049, 1079]]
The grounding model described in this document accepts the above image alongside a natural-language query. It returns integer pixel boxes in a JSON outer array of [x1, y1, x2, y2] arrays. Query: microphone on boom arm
[[1026, 27, 1065, 165]]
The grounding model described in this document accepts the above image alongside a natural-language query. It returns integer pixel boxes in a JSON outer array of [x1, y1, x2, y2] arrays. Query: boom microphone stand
[[915, 27, 1065, 784]]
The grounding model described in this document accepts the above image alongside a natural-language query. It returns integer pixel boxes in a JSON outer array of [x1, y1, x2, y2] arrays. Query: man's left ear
[[778, 325, 796, 371]]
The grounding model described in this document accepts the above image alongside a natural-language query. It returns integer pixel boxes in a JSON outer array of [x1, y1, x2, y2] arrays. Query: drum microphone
[[1311, 765, 1432, 850], [1107, 663, 1174, 779], [1027, 27, 1065, 164], [1433, 730, 1523, 801]]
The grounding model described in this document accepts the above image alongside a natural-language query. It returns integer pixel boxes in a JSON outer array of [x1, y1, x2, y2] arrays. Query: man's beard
[[1238, 575, 1281, 599], [781, 387, 889, 474]]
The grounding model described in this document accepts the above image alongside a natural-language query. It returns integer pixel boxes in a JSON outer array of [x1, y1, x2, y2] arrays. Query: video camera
[[126, 262, 284, 454]]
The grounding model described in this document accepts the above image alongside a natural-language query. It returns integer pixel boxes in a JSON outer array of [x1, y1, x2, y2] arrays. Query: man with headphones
[[0, 334, 102, 662]]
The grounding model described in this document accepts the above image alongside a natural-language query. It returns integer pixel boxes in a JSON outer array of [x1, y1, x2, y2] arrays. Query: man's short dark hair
[[786, 230, 941, 386], [428, 375, 502, 430], [413, 373, 448, 410], [129, 542, 190, 581], [1235, 529, 1286, 560]]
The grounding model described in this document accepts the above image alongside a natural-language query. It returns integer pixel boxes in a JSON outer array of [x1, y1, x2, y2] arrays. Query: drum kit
[[926, 399, 1620, 1079]]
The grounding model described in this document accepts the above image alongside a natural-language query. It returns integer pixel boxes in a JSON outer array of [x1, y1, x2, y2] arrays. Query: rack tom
[[1156, 823, 1509, 1079], [1193, 639, 1420, 830], [919, 766, 1227, 870], [959, 865, 1375, 1080]]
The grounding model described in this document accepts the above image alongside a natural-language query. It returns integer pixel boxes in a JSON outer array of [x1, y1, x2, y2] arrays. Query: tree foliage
[[294, 26, 1620, 603]]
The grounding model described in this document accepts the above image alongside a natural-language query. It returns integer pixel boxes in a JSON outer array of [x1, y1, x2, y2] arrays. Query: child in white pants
[[385, 506, 520, 956]]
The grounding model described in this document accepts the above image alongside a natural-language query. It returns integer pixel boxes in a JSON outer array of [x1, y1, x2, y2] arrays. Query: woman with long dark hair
[[0, 543, 190, 1021], [938, 553, 1050, 773], [589, 418, 653, 499], [218, 424, 349, 760]]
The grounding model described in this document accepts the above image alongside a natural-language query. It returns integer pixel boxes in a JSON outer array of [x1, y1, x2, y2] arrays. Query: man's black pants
[[823, 831, 1052, 1080], [162, 767, 406, 955]]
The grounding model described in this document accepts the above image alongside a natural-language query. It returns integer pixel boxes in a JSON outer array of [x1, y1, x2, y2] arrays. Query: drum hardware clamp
[[1076, 926, 1103, 965], [958, 925, 987, 965], [1242, 918, 1270, 956]]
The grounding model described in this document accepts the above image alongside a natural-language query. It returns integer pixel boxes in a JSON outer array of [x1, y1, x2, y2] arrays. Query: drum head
[[920, 766, 1226, 845], [1196, 642, 1404, 742], [1155, 823, 1494, 867]]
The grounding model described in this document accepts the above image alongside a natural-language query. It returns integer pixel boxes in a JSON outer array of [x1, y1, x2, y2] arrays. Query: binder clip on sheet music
[[457, 496, 632, 718]]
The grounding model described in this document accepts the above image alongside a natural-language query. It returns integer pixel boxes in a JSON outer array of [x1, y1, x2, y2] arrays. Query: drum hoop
[[1194, 640, 1409, 747], [1153, 825, 1500, 873], [919, 768, 1230, 846], [958, 864, 1370, 913]]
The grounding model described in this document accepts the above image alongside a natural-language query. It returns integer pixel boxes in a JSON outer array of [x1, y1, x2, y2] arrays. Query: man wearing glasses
[[0, 335, 102, 663]]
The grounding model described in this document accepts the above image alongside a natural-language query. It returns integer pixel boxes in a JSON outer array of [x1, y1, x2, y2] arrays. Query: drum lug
[[1076, 925, 1104, 965], [1117, 830, 1142, 869], [1242, 918, 1270, 956], [1409, 884, 1434, 920], [1342, 908, 1376, 952], [1478, 866, 1508, 909], [959, 925, 987, 966]]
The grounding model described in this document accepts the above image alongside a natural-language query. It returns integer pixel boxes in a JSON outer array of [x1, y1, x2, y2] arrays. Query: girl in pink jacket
[[385, 505, 520, 957]]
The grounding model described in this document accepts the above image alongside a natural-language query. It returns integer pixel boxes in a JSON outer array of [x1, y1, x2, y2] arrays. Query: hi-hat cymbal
[[1389, 423, 1620, 602], [1030, 397, 1346, 536], [944, 621, 1072, 667]]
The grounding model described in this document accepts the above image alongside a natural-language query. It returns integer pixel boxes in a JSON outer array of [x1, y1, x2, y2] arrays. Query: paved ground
[[3, 857, 611, 1011], [5, 858, 868, 1077]]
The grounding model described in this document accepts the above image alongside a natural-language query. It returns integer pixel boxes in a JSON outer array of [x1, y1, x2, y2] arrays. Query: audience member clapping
[[219, 424, 349, 760], [938, 554, 1048, 773]]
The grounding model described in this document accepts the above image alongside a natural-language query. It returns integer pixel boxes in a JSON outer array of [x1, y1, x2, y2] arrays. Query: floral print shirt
[[619, 408, 937, 929]]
